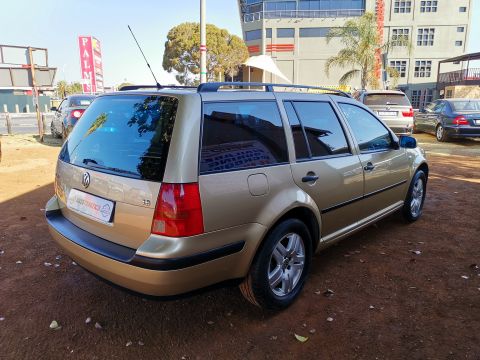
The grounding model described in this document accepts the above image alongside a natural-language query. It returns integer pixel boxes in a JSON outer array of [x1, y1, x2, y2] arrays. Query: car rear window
[[59, 95, 178, 182], [364, 94, 410, 106], [200, 101, 288, 174], [450, 100, 480, 111], [69, 97, 94, 107]]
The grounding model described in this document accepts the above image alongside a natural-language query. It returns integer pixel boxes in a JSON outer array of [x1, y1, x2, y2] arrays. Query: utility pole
[[200, 0, 207, 84], [28, 47, 43, 142]]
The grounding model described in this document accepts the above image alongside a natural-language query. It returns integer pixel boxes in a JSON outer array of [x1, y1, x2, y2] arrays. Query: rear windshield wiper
[[82, 159, 139, 177]]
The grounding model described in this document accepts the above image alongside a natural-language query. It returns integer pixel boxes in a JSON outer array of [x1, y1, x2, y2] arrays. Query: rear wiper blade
[[82, 160, 139, 177]]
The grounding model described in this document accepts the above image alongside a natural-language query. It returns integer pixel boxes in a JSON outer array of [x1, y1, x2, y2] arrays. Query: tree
[[117, 82, 133, 90], [163, 22, 248, 85], [68, 82, 83, 95], [56, 80, 68, 98], [325, 12, 410, 89], [55, 81, 84, 98]]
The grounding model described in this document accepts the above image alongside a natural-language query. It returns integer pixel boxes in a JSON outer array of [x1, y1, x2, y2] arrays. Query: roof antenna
[[127, 25, 161, 88]]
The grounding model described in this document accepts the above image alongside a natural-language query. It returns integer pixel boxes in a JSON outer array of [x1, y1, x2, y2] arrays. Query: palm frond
[[339, 69, 360, 85]]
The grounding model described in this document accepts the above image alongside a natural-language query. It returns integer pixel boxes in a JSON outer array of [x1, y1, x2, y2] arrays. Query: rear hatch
[[55, 94, 178, 249], [364, 93, 413, 130]]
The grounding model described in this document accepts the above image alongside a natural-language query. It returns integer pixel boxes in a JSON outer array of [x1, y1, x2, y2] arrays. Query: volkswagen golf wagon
[[46, 82, 428, 310]]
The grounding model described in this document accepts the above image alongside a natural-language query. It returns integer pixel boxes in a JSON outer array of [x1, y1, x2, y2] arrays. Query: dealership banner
[[78, 36, 104, 93]]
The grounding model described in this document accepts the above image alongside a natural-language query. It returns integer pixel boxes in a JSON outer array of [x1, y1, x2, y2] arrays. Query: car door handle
[[364, 162, 375, 172], [302, 174, 319, 183]]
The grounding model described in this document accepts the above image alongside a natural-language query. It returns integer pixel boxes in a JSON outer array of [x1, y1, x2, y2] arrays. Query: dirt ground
[[0, 134, 479, 360]]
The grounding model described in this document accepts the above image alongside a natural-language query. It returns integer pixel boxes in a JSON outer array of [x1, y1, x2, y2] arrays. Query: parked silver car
[[354, 90, 414, 135], [50, 95, 95, 139]]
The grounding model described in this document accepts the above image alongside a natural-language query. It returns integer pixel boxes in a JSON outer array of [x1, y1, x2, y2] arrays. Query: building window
[[455, 41, 463, 46], [417, 28, 435, 46], [389, 61, 407, 78], [264, 1, 296, 11], [414, 60, 432, 78], [245, 29, 262, 41], [298, 0, 366, 11], [394, 1, 412, 13], [392, 28, 409, 46], [266, 28, 272, 38], [420, 1, 438, 12], [277, 28, 295, 38], [459, 6, 467, 12], [299, 27, 331, 37], [457, 26, 465, 32], [411, 89, 434, 109]]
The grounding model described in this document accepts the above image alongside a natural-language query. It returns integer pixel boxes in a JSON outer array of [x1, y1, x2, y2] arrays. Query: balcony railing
[[437, 68, 480, 89], [243, 9, 365, 22]]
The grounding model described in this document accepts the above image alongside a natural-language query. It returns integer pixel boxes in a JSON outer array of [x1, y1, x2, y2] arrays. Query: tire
[[436, 124, 448, 142], [402, 170, 427, 222], [239, 218, 312, 310], [412, 122, 420, 134]]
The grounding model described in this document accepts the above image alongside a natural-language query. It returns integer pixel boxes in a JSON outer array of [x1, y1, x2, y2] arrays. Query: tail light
[[70, 109, 85, 119], [402, 108, 414, 117], [453, 116, 469, 125], [151, 183, 204, 237]]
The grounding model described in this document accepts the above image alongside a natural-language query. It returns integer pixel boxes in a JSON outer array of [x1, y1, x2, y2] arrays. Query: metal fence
[[0, 112, 55, 135]]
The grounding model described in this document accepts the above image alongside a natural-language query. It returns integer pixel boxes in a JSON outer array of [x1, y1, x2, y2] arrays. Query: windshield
[[450, 100, 480, 112], [69, 96, 95, 107], [364, 94, 410, 106], [59, 95, 178, 182]]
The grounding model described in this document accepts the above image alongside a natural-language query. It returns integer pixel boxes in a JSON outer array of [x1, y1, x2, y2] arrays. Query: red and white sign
[[78, 36, 104, 93]]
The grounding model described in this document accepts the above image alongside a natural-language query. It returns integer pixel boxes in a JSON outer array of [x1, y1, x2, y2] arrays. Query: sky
[[0, 0, 479, 87]]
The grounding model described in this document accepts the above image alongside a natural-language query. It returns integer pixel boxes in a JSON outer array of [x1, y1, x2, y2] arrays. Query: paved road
[[0, 113, 54, 135]]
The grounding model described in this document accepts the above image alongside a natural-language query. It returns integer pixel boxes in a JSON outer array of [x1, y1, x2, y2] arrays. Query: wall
[[0, 94, 51, 113]]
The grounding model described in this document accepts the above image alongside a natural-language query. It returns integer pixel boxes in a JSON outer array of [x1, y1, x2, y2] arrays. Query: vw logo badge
[[82, 172, 91, 188]]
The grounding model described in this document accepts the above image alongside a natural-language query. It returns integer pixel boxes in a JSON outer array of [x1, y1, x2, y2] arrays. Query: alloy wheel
[[410, 178, 424, 217]]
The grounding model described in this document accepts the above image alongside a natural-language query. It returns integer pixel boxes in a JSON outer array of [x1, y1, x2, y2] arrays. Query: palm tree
[[325, 12, 410, 90]]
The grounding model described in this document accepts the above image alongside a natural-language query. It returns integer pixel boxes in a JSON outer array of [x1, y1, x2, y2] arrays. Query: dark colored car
[[50, 95, 95, 139], [414, 98, 480, 142]]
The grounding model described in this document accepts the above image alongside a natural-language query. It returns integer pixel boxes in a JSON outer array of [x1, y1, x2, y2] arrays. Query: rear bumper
[[444, 126, 480, 138], [45, 197, 259, 296]]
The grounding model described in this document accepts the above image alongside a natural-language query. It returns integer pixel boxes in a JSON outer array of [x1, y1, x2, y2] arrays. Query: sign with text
[[78, 36, 104, 93]]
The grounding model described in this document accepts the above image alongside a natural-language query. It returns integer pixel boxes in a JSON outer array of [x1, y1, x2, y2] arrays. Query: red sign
[[78, 36, 104, 93]]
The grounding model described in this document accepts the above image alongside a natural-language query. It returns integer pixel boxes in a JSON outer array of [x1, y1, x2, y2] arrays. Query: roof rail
[[197, 82, 352, 98], [119, 84, 196, 91]]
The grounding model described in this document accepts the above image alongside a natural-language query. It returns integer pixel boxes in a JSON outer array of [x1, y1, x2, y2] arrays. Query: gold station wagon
[[46, 82, 428, 310]]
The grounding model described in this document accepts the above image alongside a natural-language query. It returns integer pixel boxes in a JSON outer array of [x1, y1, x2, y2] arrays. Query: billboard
[[78, 36, 104, 93]]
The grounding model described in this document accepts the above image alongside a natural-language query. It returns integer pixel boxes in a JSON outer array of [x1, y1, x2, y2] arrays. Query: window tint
[[69, 96, 94, 107], [292, 101, 350, 157], [59, 95, 178, 182], [338, 103, 393, 152], [364, 93, 410, 106], [201, 101, 288, 174], [284, 102, 310, 160]]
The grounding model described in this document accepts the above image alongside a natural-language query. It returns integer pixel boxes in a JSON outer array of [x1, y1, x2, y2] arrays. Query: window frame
[[337, 102, 397, 155], [282, 100, 354, 162], [199, 99, 290, 175]]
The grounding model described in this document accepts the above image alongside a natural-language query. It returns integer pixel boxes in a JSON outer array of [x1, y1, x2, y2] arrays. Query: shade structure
[[244, 55, 291, 83]]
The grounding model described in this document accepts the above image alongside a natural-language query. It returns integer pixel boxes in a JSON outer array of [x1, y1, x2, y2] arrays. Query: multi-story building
[[238, 0, 473, 108]]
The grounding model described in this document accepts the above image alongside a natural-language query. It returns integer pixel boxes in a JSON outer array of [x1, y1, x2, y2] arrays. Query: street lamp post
[[200, 0, 207, 84]]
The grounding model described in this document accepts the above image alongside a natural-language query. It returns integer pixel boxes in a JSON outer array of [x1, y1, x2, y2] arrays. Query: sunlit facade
[[238, 0, 472, 107]]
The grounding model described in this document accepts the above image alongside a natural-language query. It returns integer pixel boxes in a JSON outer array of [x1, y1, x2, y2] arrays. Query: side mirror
[[50, 106, 58, 112], [399, 135, 417, 149]]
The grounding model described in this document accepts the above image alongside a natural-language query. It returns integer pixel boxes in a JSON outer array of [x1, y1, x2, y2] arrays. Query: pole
[[200, 0, 207, 84], [28, 47, 43, 142]]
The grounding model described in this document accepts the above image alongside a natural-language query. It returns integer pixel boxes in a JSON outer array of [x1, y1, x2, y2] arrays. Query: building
[[238, 0, 473, 108]]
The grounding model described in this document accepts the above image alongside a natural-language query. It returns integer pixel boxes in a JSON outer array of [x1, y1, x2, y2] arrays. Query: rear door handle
[[302, 175, 319, 183], [364, 162, 375, 172]]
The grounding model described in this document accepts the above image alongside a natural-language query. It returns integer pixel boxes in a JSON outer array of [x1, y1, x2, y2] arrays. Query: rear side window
[[288, 101, 350, 158], [59, 95, 178, 182], [200, 101, 288, 174], [338, 103, 392, 152], [364, 94, 410, 106], [69, 96, 94, 107]]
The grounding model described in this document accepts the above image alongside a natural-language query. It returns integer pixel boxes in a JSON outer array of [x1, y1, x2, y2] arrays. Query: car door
[[280, 97, 364, 237], [428, 101, 446, 132], [53, 99, 66, 132], [337, 102, 410, 218]]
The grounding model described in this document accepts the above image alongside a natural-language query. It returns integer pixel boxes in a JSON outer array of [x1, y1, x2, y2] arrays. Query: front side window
[[338, 103, 392, 152], [289, 101, 350, 158], [200, 101, 288, 174]]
